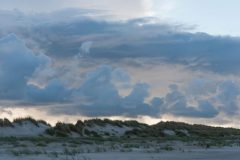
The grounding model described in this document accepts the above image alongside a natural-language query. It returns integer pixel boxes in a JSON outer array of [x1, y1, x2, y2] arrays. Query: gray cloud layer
[[1, 9, 240, 119], [1, 33, 240, 119], [2, 11, 239, 75]]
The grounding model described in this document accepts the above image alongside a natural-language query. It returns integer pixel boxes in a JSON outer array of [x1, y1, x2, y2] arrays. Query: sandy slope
[[0, 121, 49, 137]]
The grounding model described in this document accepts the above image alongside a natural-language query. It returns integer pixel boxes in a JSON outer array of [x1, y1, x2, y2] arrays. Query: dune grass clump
[[45, 122, 83, 137], [161, 144, 174, 151], [13, 117, 49, 127], [0, 118, 13, 127]]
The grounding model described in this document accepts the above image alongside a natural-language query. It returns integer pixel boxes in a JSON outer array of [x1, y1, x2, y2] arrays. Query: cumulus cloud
[[0, 39, 162, 117], [185, 79, 240, 116], [163, 85, 219, 118], [217, 81, 240, 115], [46, 65, 239, 119], [74, 65, 121, 106], [0, 34, 70, 104], [0, 31, 240, 120], [0, 33, 49, 99], [124, 83, 149, 107], [185, 78, 217, 99], [67, 65, 161, 117], [26, 79, 71, 103], [28, 56, 56, 87], [65, 69, 232, 118]]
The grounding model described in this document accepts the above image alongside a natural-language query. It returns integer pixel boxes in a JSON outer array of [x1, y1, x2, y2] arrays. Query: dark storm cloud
[[1, 9, 240, 75], [8, 14, 240, 75]]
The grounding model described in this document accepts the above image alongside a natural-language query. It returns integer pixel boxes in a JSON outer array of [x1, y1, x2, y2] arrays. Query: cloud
[[64, 71, 225, 118], [0, 0, 153, 20], [28, 56, 56, 87], [0, 108, 12, 115], [3, 13, 239, 75], [89, 32, 240, 74], [0, 32, 239, 120], [74, 65, 121, 106], [217, 81, 240, 115], [111, 68, 131, 84], [185, 79, 240, 116], [77, 41, 93, 58], [0, 33, 49, 99], [163, 80, 240, 118], [54, 65, 162, 117], [1, 3, 240, 126], [124, 83, 149, 107], [26, 79, 71, 103], [185, 78, 217, 98], [1, 6, 240, 78], [0, 34, 70, 104], [163, 84, 219, 118]]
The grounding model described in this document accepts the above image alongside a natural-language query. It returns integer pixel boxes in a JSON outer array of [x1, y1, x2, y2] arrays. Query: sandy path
[[1, 148, 240, 160]]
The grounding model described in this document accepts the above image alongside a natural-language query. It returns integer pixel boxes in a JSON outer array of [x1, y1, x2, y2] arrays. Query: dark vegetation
[[45, 118, 148, 137], [1, 117, 240, 141], [84, 119, 147, 128], [0, 118, 13, 127], [0, 117, 50, 127], [46, 122, 84, 137], [125, 121, 240, 138]]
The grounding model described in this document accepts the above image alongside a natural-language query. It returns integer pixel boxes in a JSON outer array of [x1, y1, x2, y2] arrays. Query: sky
[[0, 0, 240, 127]]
